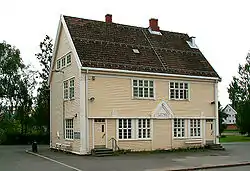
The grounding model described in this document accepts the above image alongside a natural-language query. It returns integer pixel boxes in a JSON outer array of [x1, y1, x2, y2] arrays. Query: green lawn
[[220, 135, 250, 143]]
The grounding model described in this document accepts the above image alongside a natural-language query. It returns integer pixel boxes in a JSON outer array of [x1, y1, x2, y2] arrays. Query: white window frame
[[173, 119, 185, 138], [66, 54, 71, 65], [189, 119, 201, 138], [137, 119, 151, 139], [118, 119, 132, 140], [69, 78, 75, 99], [65, 119, 74, 140], [63, 77, 75, 100], [62, 57, 66, 68], [63, 80, 69, 100], [132, 79, 155, 99], [56, 59, 61, 70], [169, 81, 189, 100]]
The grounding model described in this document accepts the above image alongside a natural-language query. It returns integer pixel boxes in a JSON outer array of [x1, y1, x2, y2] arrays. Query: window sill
[[65, 139, 74, 141], [132, 97, 155, 100], [173, 137, 202, 140], [169, 99, 189, 101], [118, 139, 152, 141]]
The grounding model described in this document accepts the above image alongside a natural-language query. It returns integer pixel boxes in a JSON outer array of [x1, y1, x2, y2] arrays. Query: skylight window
[[132, 49, 140, 54]]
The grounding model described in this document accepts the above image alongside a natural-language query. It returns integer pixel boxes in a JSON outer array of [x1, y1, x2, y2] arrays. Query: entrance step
[[91, 148, 114, 157], [206, 143, 225, 151]]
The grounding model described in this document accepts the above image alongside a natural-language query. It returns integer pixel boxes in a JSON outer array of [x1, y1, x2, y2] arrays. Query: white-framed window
[[66, 54, 71, 65], [189, 119, 201, 137], [118, 119, 132, 139], [69, 79, 75, 99], [56, 59, 61, 70], [65, 119, 74, 140], [138, 119, 150, 139], [173, 119, 185, 138], [63, 78, 75, 100], [62, 57, 66, 67], [170, 82, 189, 100], [63, 81, 69, 100], [133, 79, 154, 99]]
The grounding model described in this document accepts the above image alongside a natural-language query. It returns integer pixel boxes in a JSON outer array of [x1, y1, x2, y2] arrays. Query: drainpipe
[[215, 81, 219, 144], [85, 68, 89, 152]]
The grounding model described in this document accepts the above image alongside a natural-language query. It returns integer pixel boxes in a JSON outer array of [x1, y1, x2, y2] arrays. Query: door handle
[[102, 133, 106, 138]]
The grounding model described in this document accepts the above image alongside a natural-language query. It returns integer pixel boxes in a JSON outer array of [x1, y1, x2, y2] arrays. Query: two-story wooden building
[[49, 14, 221, 155]]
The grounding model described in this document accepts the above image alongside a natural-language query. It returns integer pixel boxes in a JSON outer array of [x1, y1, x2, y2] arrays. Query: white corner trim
[[48, 15, 62, 85], [92, 119, 94, 149], [215, 82, 219, 144], [105, 119, 108, 148], [81, 67, 220, 81], [61, 15, 82, 69], [49, 85, 52, 148], [79, 74, 86, 154]]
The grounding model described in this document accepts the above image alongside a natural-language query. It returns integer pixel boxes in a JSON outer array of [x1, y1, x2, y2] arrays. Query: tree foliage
[[218, 102, 227, 135], [228, 51, 250, 135], [34, 35, 53, 134]]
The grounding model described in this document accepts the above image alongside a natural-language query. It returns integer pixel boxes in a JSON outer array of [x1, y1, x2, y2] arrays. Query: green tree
[[228, 51, 250, 135], [34, 35, 53, 134]]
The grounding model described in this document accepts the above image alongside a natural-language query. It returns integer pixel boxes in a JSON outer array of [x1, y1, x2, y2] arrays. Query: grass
[[220, 135, 250, 143]]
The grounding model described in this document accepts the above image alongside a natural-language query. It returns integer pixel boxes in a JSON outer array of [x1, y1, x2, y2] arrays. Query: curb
[[169, 161, 250, 171]]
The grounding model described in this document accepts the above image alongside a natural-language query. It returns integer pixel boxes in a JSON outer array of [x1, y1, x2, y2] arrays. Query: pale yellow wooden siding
[[89, 119, 93, 149], [152, 119, 172, 150], [88, 74, 215, 118], [117, 140, 152, 151], [106, 119, 116, 149], [50, 25, 81, 153]]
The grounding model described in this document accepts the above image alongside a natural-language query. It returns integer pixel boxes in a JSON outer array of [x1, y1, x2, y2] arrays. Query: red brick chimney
[[149, 18, 160, 31], [105, 14, 112, 23]]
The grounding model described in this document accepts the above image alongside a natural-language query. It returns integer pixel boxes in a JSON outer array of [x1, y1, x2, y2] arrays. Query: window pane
[[139, 88, 143, 97], [139, 80, 143, 86], [170, 89, 175, 99], [185, 83, 188, 89], [175, 82, 179, 88], [144, 80, 148, 87], [149, 88, 154, 98], [170, 82, 174, 88], [67, 54, 71, 64], [144, 88, 148, 97], [133, 80, 137, 86], [175, 90, 179, 98], [134, 87, 138, 97], [149, 81, 153, 87]]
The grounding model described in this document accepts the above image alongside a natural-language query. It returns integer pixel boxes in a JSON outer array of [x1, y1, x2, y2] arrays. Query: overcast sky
[[1, 0, 250, 107]]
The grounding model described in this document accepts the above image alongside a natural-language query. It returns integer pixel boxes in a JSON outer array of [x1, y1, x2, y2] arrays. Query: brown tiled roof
[[64, 15, 219, 78]]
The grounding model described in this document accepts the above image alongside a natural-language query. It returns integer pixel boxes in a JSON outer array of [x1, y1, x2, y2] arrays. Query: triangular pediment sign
[[152, 100, 174, 118]]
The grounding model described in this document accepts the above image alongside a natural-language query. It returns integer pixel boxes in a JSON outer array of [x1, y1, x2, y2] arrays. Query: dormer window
[[187, 37, 198, 49]]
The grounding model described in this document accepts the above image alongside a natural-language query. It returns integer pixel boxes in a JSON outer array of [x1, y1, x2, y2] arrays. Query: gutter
[[81, 67, 221, 81]]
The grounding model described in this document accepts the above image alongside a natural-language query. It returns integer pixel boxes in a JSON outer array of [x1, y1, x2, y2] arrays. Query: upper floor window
[[56, 53, 72, 70], [133, 79, 154, 99], [62, 57, 66, 67], [170, 82, 189, 100], [63, 78, 75, 100], [56, 59, 61, 70]]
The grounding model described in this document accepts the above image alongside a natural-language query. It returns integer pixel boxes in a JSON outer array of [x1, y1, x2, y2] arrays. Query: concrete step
[[91, 148, 114, 157]]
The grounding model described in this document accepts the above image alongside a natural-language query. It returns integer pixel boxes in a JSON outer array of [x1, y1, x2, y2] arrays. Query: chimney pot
[[105, 14, 112, 23], [149, 18, 160, 31]]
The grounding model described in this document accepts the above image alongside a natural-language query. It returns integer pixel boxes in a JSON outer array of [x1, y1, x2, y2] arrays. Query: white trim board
[[82, 67, 220, 81], [88, 116, 216, 119]]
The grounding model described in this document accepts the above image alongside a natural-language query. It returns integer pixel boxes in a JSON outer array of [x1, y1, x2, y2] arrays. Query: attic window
[[132, 49, 140, 54]]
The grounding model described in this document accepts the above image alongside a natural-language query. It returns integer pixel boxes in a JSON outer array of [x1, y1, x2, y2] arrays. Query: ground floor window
[[138, 119, 150, 139], [189, 119, 201, 137], [118, 119, 132, 139], [173, 119, 185, 137], [65, 119, 74, 140]]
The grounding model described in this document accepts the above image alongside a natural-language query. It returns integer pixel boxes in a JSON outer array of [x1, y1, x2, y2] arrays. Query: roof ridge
[[63, 15, 188, 36]]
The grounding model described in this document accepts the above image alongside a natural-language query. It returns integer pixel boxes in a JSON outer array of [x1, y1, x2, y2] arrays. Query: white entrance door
[[94, 119, 106, 148]]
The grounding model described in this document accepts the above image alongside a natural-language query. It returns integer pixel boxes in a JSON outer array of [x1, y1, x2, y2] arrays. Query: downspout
[[215, 81, 219, 144], [85, 69, 89, 152]]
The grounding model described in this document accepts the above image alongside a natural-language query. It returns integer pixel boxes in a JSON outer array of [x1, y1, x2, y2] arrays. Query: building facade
[[49, 14, 220, 155]]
